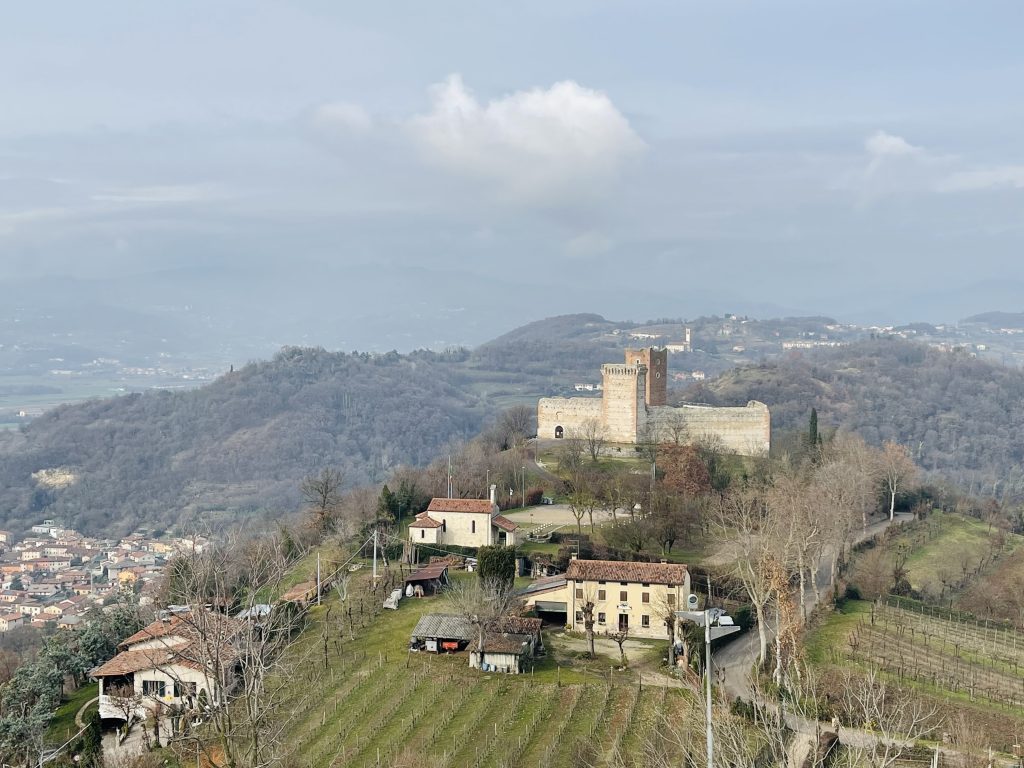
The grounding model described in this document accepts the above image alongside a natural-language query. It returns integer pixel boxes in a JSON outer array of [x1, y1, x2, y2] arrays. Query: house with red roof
[[408, 486, 518, 549]]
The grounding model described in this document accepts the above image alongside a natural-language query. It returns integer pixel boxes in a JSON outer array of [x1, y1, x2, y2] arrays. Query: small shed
[[410, 613, 473, 653], [404, 563, 450, 596], [470, 632, 534, 674]]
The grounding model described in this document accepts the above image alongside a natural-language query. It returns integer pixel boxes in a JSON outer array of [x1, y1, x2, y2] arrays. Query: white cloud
[[865, 130, 921, 158], [310, 101, 373, 135], [938, 165, 1024, 192], [408, 74, 643, 201]]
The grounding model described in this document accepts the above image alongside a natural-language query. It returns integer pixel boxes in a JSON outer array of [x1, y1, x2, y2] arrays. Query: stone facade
[[537, 347, 770, 456]]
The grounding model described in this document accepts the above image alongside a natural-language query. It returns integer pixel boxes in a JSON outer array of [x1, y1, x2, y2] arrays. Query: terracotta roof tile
[[491, 515, 518, 532], [427, 498, 495, 514], [566, 559, 687, 586], [408, 513, 443, 529]]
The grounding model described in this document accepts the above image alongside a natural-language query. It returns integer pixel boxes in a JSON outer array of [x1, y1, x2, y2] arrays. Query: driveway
[[712, 512, 914, 700], [503, 504, 616, 529]]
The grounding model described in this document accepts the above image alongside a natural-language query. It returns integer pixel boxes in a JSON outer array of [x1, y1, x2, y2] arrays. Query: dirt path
[[74, 696, 98, 728]]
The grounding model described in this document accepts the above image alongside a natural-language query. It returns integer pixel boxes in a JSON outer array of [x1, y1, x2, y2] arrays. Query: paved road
[[712, 512, 914, 700]]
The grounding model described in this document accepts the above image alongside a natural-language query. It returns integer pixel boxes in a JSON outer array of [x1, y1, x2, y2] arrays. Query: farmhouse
[[93, 611, 241, 721], [520, 557, 690, 640], [408, 487, 518, 549]]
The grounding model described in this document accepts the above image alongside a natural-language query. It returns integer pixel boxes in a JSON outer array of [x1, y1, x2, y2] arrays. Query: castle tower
[[601, 363, 647, 443], [624, 347, 667, 406]]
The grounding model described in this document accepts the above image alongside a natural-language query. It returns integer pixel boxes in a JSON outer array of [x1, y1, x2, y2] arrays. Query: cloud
[[865, 130, 921, 158], [408, 74, 643, 201], [310, 101, 373, 136], [938, 165, 1024, 193]]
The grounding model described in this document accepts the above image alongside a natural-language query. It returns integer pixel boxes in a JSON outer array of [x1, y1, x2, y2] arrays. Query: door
[[618, 614, 628, 632]]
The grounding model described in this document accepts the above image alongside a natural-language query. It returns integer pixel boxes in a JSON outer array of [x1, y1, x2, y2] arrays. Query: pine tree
[[808, 408, 819, 448]]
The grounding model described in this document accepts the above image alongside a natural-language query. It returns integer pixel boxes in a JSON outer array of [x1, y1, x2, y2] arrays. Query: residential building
[[94, 612, 242, 721], [520, 557, 690, 640], [408, 487, 518, 549]]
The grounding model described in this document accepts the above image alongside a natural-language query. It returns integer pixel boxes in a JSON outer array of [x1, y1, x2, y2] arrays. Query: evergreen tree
[[808, 408, 820, 448], [476, 546, 517, 588]]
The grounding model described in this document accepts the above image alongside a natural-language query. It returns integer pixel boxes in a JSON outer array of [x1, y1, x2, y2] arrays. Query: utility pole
[[316, 552, 321, 606], [521, 466, 526, 509], [705, 605, 713, 768], [372, 529, 378, 579]]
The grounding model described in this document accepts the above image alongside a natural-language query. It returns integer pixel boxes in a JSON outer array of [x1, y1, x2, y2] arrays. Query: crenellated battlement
[[601, 364, 645, 377]]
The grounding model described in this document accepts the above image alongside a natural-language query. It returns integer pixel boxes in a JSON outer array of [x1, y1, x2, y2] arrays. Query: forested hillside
[[0, 347, 484, 536], [687, 339, 1024, 497]]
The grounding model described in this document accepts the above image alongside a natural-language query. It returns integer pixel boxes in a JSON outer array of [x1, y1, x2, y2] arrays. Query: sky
[[2, 1, 1024, 348]]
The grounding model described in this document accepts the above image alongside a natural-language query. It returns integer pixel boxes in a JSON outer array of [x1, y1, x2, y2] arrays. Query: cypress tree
[[808, 408, 819, 448]]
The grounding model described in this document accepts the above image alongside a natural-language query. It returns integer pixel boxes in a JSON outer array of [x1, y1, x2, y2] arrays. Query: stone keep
[[537, 347, 770, 456]]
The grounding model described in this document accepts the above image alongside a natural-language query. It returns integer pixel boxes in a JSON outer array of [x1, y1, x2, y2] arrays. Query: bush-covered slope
[[687, 339, 1024, 496], [0, 347, 484, 536]]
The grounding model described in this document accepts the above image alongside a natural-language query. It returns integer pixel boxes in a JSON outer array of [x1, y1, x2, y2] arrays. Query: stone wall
[[649, 401, 770, 456], [536, 396, 602, 439], [601, 364, 645, 443]]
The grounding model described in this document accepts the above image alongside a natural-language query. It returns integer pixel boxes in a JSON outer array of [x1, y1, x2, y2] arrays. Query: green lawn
[[46, 681, 98, 745]]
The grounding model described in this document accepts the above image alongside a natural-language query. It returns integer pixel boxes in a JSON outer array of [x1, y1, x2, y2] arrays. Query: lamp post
[[521, 466, 526, 509]]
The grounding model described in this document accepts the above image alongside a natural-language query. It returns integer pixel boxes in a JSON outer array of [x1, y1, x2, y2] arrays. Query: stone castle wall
[[535, 348, 771, 456], [649, 402, 770, 455], [537, 396, 602, 439]]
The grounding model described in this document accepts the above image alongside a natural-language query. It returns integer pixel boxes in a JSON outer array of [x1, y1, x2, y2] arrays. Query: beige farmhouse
[[93, 612, 241, 721], [521, 558, 690, 640], [408, 487, 518, 549]]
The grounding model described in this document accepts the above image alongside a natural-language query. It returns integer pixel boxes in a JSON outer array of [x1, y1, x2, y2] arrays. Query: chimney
[[489, 484, 496, 505], [570, 553, 578, 561], [660, 558, 668, 564]]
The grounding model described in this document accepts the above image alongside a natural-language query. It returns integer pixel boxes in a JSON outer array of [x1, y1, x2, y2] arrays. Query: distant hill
[[687, 338, 1024, 497], [962, 311, 1024, 329], [0, 347, 484, 536]]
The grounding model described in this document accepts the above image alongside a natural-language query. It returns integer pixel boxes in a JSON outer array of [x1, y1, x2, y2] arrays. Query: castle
[[537, 347, 770, 456]]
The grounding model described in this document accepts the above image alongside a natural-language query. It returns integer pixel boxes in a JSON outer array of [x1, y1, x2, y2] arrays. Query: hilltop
[[0, 347, 484, 536], [688, 338, 1024, 497]]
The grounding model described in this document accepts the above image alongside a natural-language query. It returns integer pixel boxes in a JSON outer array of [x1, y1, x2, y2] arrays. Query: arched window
[[441, 519, 447, 532], [554, 425, 564, 439]]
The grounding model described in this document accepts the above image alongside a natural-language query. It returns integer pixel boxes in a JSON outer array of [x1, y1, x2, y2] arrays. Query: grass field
[[46, 681, 97, 746], [274, 568, 694, 768]]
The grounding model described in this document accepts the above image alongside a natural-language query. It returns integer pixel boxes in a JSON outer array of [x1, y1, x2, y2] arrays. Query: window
[[575, 588, 583, 599], [667, 593, 675, 605], [575, 611, 584, 623], [598, 580, 606, 585], [641, 583, 650, 587], [142, 680, 166, 697], [598, 612, 606, 624], [420, 529, 424, 540], [619, 591, 628, 602], [174, 681, 197, 698], [598, 589, 606, 601], [642, 615, 650, 628], [441, 519, 446, 532], [620, 581, 627, 586], [471, 520, 476, 534], [642, 592, 650, 604]]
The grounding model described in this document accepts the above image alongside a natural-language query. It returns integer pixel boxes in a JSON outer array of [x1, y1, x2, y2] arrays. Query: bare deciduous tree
[[577, 419, 608, 463], [300, 468, 344, 533], [880, 442, 918, 521], [443, 577, 519, 669]]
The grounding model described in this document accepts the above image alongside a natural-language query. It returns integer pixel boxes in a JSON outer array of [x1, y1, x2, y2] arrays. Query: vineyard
[[813, 597, 1024, 715], [275, 567, 694, 768]]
